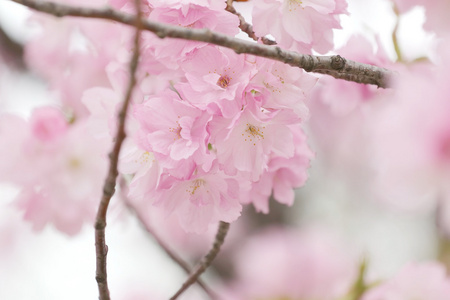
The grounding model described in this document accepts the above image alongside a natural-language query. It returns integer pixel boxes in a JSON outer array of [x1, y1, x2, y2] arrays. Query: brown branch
[[118, 178, 217, 299], [225, 0, 276, 45], [9, 0, 394, 88], [0, 25, 26, 70], [94, 1, 142, 300], [169, 222, 230, 300]]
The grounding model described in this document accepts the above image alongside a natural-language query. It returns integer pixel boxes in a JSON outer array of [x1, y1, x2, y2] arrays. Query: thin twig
[[392, 4, 403, 62], [0, 25, 26, 70], [118, 178, 217, 299], [9, 0, 394, 87], [94, 1, 142, 299], [225, 0, 276, 45], [169, 222, 230, 300]]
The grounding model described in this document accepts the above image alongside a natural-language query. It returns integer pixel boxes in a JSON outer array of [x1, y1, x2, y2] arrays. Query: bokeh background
[[0, 0, 443, 299]]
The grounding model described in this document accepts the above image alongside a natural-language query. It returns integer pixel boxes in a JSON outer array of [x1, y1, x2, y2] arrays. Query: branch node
[[330, 54, 346, 71]]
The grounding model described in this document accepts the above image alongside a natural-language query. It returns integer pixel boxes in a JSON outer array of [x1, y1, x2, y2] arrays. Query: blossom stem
[[94, 1, 142, 299], [225, 0, 276, 45], [9, 0, 393, 87], [169, 222, 230, 300], [392, 4, 403, 62]]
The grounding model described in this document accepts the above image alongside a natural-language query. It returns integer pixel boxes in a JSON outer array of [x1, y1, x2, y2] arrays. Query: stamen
[[217, 75, 231, 88]]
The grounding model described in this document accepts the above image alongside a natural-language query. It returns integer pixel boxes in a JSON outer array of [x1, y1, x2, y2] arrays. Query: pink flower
[[211, 101, 299, 182], [147, 2, 239, 67], [393, 0, 450, 35], [252, 0, 348, 54], [0, 108, 108, 235], [229, 226, 356, 300], [245, 125, 313, 213], [153, 169, 243, 234], [119, 142, 160, 203], [177, 45, 254, 118], [248, 57, 317, 119], [133, 90, 210, 166], [312, 35, 393, 116], [371, 54, 450, 213], [361, 262, 450, 300], [30, 107, 68, 142]]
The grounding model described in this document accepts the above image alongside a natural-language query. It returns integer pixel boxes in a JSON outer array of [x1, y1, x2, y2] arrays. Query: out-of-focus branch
[[118, 178, 217, 300], [225, 0, 276, 45], [94, 1, 142, 300], [0, 25, 26, 70], [169, 222, 230, 300], [9, 0, 394, 88]]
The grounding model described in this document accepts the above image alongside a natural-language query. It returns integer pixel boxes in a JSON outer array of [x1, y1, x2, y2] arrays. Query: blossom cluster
[[0, 0, 330, 234]]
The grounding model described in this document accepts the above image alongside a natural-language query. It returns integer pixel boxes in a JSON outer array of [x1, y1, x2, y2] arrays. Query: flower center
[[287, 0, 303, 11], [169, 119, 182, 140], [186, 179, 206, 195], [242, 123, 265, 146], [217, 75, 231, 88]]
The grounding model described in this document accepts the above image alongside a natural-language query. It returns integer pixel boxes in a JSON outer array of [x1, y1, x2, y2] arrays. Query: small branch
[[9, 0, 394, 87], [392, 4, 403, 62], [169, 222, 230, 300], [94, 1, 142, 300], [118, 178, 217, 299], [225, 0, 276, 45], [0, 25, 26, 70]]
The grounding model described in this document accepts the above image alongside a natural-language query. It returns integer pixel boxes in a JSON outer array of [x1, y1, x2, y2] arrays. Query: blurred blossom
[[361, 262, 450, 300], [226, 226, 357, 300], [0, 107, 108, 235], [371, 39, 450, 217]]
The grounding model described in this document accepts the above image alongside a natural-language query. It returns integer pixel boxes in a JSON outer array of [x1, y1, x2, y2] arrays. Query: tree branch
[[118, 178, 217, 300], [169, 222, 230, 300], [225, 0, 276, 45], [9, 0, 394, 88], [94, 1, 142, 299], [0, 25, 26, 70]]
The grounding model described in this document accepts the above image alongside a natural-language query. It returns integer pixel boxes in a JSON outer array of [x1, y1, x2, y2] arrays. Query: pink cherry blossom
[[371, 52, 450, 213], [247, 57, 318, 119], [312, 35, 393, 116], [361, 262, 450, 300], [228, 226, 356, 300], [177, 45, 254, 118], [153, 169, 243, 234], [147, 2, 239, 67], [133, 90, 210, 167], [30, 106, 68, 142], [245, 125, 314, 213], [1, 108, 108, 235], [252, 0, 348, 54], [211, 100, 299, 182]]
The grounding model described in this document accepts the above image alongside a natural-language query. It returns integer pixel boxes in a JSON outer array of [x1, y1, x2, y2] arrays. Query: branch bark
[[169, 222, 230, 300], [0, 25, 26, 70], [94, 1, 142, 300], [118, 178, 217, 299], [225, 0, 276, 45], [10, 0, 394, 88]]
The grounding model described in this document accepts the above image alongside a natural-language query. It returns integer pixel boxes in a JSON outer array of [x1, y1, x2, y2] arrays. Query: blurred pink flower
[[252, 0, 348, 54], [0, 108, 108, 235], [393, 0, 450, 35], [228, 226, 356, 300], [361, 262, 450, 300]]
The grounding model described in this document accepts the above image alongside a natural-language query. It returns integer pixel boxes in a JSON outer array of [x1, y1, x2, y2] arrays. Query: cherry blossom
[[0, 108, 108, 235], [361, 262, 450, 300], [177, 45, 254, 118], [252, 0, 348, 53], [227, 226, 356, 300]]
